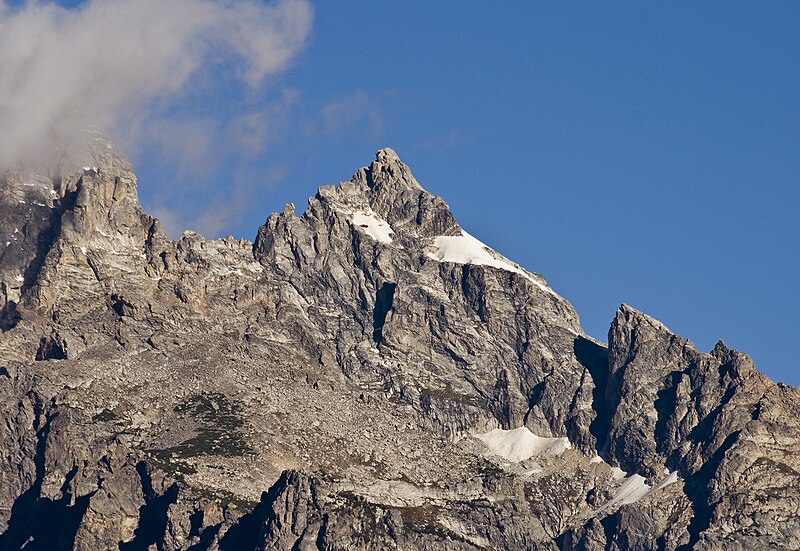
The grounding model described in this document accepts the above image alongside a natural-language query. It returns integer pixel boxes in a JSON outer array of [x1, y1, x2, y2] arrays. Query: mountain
[[1, 142, 798, 550]]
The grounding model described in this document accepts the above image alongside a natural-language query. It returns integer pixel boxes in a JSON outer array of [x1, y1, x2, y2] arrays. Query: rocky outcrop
[[594, 305, 800, 549], [1, 142, 798, 549]]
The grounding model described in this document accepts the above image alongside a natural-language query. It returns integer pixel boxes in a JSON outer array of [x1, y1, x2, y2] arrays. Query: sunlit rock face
[[1, 143, 798, 550]]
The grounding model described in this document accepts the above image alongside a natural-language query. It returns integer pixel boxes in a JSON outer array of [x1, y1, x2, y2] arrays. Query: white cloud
[[0, 0, 313, 171]]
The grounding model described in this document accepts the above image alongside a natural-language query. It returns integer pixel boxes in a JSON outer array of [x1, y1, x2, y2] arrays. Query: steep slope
[[0, 144, 798, 550], [569, 306, 800, 549]]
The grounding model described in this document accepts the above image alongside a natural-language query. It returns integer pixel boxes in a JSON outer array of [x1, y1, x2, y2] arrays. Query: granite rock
[[1, 142, 798, 550]]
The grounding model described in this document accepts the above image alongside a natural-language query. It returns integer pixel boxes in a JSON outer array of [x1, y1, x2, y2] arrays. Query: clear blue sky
[[35, 2, 800, 385]]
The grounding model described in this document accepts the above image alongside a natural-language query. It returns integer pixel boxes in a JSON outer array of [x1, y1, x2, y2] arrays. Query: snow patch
[[427, 230, 556, 295], [596, 469, 681, 513], [610, 466, 627, 481], [649, 470, 680, 493], [475, 427, 571, 462], [590, 455, 604, 464], [352, 210, 394, 244], [216, 268, 244, 277], [607, 474, 651, 507]]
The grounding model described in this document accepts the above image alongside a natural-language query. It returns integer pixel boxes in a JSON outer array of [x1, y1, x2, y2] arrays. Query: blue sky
[[14, 1, 800, 385]]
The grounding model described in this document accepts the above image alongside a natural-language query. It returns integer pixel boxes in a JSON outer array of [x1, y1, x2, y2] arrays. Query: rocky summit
[[0, 140, 798, 551]]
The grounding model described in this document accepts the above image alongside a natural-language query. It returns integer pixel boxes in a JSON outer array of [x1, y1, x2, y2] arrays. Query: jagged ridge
[[0, 144, 798, 550]]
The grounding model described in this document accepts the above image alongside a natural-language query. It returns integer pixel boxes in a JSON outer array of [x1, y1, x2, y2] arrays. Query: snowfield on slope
[[427, 230, 556, 295], [351, 210, 395, 244], [475, 427, 571, 462]]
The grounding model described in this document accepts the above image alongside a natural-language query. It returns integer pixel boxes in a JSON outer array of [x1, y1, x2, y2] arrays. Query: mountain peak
[[375, 147, 401, 164], [2, 144, 797, 550], [361, 147, 423, 192], [0, 131, 159, 324]]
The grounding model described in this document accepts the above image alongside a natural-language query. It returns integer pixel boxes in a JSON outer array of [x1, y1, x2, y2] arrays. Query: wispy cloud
[[0, 0, 313, 171], [412, 128, 469, 152], [151, 163, 289, 238], [143, 118, 219, 181], [227, 89, 301, 155], [321, 91, 383, 139]]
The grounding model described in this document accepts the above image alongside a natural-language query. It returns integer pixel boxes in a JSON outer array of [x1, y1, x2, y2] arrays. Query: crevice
[[553, 531, 566, 549], [315, 513, 329, 550], [187, 510, 203, 541], [0, 296, 21, 332], [564, 368, 592, 450], [0, 402, 54, 549], [365, 164, 376, 189], [290, 527, 309, 551], [185, 518, 220, 551], [653, 369, 686, 456], [490, 369, 513, 429], [573, 337, 611, 454], [0, 179, 76, 333], [372, 282, 396, 344], [676, 430, 741, 551], [600, 514, 618, 551], [523, 366, 555, 427], [21, 186, 78, 294], [143, 218, 163, 265], [119, 462, 179, 551], [0, 403, 94, 551], [460, 266, 487, 322], [685, 386, 737, 451], [524, 380, 546, 424], [110, 294, 133, 317], [218, 473, 287, 551], [35, 333, 68, 361]]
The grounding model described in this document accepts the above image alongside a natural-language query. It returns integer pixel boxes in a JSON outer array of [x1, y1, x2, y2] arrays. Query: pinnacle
[[713, 340, 730, 354], [365, 147, 423, 192], [614, 304, 674, 336], [375, 147, 401, 164]]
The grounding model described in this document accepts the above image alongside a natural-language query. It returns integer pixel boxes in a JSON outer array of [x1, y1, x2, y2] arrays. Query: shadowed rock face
[[1, 143, 798, 550]]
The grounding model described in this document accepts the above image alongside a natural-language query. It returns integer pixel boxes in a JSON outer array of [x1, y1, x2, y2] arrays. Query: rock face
[[0, 143, 798, 550]]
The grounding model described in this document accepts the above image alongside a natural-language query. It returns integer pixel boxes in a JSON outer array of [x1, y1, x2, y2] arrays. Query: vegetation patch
[[145, 452, 198, 482], [185, 484, 259, 512], [155, 392, 252, 459], [91, 409, 118, 423]]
